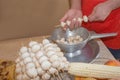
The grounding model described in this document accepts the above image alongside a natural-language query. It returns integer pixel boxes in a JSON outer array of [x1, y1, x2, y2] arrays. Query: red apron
[[82, 0, 120, 49]]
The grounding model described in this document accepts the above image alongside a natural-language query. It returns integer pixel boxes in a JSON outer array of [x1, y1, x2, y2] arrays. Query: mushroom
[[42, 72, 51, 80], [20, 46, 28, 54], [23, 57, 33, 64], [61, 22, 66, 27], [35, 51, 44, 59], [66, 20, 71, 26], [50, 55, 59, 62], [29, 41, 38, 47], [38, 56, 48, 64], [25, 62, 35, 70], [26, 67, 38, 78], [83, 15, 88, 22], [31, 44, 41, 53], [52, 61, 60, 68], [42, 39, 50, 45], [21, 52, 30, 59], [49, 67, 57, 74], [37, 67, 45, 76], [41, 60, 51, 71], [46, 51, 56, 57]]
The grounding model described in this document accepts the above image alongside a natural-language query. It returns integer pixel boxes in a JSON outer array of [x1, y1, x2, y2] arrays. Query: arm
[[106, 0, 120, 10], [88, 0, 120, 22], [70, 0, 82, 10]]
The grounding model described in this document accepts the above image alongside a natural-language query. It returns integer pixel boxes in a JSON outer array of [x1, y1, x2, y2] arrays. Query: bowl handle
[[89, 32, 118, 40]]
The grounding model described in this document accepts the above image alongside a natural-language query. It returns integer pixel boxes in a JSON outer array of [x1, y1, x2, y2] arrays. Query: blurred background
[[0, 0, 69, 40]]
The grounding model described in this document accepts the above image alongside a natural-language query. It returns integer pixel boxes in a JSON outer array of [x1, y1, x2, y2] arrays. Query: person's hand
[[60, 9, 82, 29], [88, 2, 113, 22]]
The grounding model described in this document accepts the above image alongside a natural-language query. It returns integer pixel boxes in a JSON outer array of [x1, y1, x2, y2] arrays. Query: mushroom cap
[[20, 46, 28, 54], [26, 67, 38, 78], [31, 44, 41, 53], [29, 41, 38, 47], [41, 60, 51, 71], [26, 62, 35, 69], [23, 57, 33, 64]]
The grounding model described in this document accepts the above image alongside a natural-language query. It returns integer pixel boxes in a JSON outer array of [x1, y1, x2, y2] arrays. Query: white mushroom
[[64, 62, 70, 70], [26, 67, 38, 78], [29, 41, 38, 47], [83, 15, 88, 22], [43, 43, 54, 49], [31, 44, 41, 53], [61, 22, 66, 27], [57, 52, 64, 57], [66, 20, 71, 26], [38, 56, 48, 64], [58, 62, 65, 70], [46, 51, 56, 57], [21, 52, 30, 59], [79, 37, 83, 42], [35, 51, 44, 59], [42, 73, 51, 80], [37, 67, 45, 76], [50, 55, 59, 62], [49, 67, 57, 74], [61, 57, 67, 62], [20, 46, 28, 54], [52, 61, 60, 68], [41, 60, 51, 70], [46, 47, 60, 52], [60, 38, 65, 43], [42, 39, 50, 45], [78, 18, 83, 23], [26, 62, 35, 69], [23, 57, 33, 64]]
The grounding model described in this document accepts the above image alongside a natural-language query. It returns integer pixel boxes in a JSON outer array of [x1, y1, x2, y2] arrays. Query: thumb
[[88, 11, 97, 22]]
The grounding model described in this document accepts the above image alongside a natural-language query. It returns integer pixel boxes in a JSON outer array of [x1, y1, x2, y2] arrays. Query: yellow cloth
[[0, 59, 15, 80]]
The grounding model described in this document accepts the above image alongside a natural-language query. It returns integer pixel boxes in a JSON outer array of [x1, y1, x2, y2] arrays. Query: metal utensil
[[50, 25, 117, 53]]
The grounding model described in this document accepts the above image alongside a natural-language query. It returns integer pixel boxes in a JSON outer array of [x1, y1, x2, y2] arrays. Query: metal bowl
[[50, 25, 117, 53]]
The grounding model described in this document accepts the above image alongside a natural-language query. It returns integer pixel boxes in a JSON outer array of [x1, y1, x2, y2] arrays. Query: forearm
[[106, 0, 120, 10], [70, 0, 81, 10]]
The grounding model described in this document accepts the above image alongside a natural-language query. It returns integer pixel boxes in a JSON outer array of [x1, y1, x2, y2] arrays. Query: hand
[[88, 2, 113, 22], [60, 9, 82, 29]]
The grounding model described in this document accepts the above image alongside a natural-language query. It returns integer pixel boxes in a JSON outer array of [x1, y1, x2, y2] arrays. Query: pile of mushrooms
[[56, 35, 83, 45], [15, 39, 69, 80]]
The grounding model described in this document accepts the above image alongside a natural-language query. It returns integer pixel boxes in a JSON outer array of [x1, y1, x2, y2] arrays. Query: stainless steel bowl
[[50, 25, 117, 53]]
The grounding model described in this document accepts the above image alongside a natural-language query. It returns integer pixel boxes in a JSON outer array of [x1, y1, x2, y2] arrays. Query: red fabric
[[81, 0, 120, 49]]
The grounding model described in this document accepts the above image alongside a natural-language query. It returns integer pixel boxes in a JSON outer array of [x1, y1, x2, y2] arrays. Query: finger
[[77, 17, 83, 26], [70, 18, 76, 30], [78, 21, 82, 27], [74, 21, 79, 28], [60, 14, 68, 22], [88, 10, 97, 22]]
